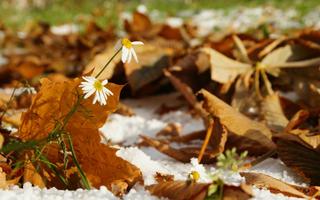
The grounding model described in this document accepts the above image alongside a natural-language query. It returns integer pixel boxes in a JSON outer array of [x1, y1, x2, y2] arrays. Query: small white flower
[[189, 158, 212, 183], [79, 76, 113, 106], [117, 38, 144, 63]]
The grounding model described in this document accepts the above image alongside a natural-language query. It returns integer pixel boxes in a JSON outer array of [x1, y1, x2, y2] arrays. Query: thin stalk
[[261, 69, 274, 95], [198, 119, 214, 163], [67, 134, 90, 189], [95, 48, 121, 79]]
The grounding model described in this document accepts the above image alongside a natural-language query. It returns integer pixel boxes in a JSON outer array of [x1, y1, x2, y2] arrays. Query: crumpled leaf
[[141, 135, 216, 163], [197, 89, 276, 154], [24, 160, 46, 188], [261, 93, 289, 132], [124, 39, 180, 93], [147, 181, 210, 200], [241, 172, 316, 198], [124, 11, 152, 34], [284, 109, 320, 149], [147, 181, 252, 200], [273, 133, 320, 186], [260, 45, 292, 77], [18, 78, 142, 189], [201, 47, 251, 84], [0, 167, 20, 189]]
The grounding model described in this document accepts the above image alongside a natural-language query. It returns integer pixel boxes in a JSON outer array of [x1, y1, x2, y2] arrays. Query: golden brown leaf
[[147, 181, 210, 200], [197, 89, 276, 154], [24, 160, 46, 188], [241, 172, 313, 198], [273, 133, 320, 185], [18, 78, 142, 189]]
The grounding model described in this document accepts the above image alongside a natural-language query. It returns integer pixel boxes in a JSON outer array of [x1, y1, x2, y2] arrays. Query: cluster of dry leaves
[[0, 10, 320, 199]]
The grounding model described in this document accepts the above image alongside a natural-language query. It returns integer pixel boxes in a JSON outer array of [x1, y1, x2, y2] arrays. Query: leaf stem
[[67, 133, 90, 189], [95, 47, 122, 79]]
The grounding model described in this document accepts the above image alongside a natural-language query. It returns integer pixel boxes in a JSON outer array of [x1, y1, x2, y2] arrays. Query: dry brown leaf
[[0, 167, 20, 189], [197, 89, 276, 154], [260, 45, 292, 77], [164, 69, 208, 123], [24, 160, 46, 188], [124, 39, 177, 93], [125, 11, 152, 33], [283, 109, 320, 149], [18, 78, 142, 189], [273, 133, 320, 185], [147, 181, 252, 200], [158, 25, 183, 40], [147, 181, 210, 200], [154, 172, 174, 183], [241, 172, 317, 198], [223, 183, 253, 200], [141, 135, 216, 163], [201, 47, 251, 84], [261, 93, 289, 132]]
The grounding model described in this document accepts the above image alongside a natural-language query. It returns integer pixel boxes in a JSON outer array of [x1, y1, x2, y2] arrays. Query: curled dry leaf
[[164, 69, 208, 123], [201, 47, 251, 84], [0, 167, 21, 189], [124, 39, 180, 93], [273, 133, 320, 186], [147, 181, 210, 200], [147, 181, 252, 200], [141, 135, 216, 163], [197, 89, 276, 154], [23, 160, 46, 188], [18, 78, 142, 189], [283, 109, 320, 149], [261, 93, 289, 132], [241, 172, 320, 199]]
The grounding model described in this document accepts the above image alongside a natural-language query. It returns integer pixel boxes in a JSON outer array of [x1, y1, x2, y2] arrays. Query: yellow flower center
[[122, 38, 132, 48], [93, 80, 103, 92], [189, 171, 200, 182]]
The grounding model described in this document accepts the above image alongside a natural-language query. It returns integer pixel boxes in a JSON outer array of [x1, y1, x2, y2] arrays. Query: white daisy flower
[[79, 76, 113, 106], [188, 158, 212, 183], [117, 38, 144, 63]]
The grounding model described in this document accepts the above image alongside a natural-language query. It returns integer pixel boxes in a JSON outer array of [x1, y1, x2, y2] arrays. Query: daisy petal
[[83, 88, 95, 99], [128, 49, 132, 63], [132, 41, 144, 45], [102, 79, 108, 85], [131, 48, 138, 63], [122, 47, 128, 63]]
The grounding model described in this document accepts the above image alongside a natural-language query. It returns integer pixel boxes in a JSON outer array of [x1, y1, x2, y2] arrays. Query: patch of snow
[[249, 158, 307, 186], [0, 183, 117, 200], [137, 5, 148, 14], [124, 185, 160, 200], [116, 147, 174, 185], [50, 24, 78, 35], [166, 17, 183, 28], [100, 114, 166, 145]]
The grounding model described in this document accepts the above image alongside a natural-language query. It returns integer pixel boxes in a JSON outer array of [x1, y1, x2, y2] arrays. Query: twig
[[198, 119, 214, 163]]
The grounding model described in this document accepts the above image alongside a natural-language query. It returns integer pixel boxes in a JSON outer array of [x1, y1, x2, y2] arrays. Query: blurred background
[[1, 0, 319, 30]]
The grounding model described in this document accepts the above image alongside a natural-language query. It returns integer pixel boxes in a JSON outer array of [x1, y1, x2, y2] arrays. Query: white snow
[[0, 92, 310, 199], [0, 183, 117, 200]]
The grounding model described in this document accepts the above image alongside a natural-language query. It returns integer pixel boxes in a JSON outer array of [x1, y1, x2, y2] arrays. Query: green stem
[[67, 134, 90, 189], [95, 47, 121, 79]]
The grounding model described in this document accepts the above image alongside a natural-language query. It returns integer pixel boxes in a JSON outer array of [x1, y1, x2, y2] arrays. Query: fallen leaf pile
[[0, 9, 320, 200]]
